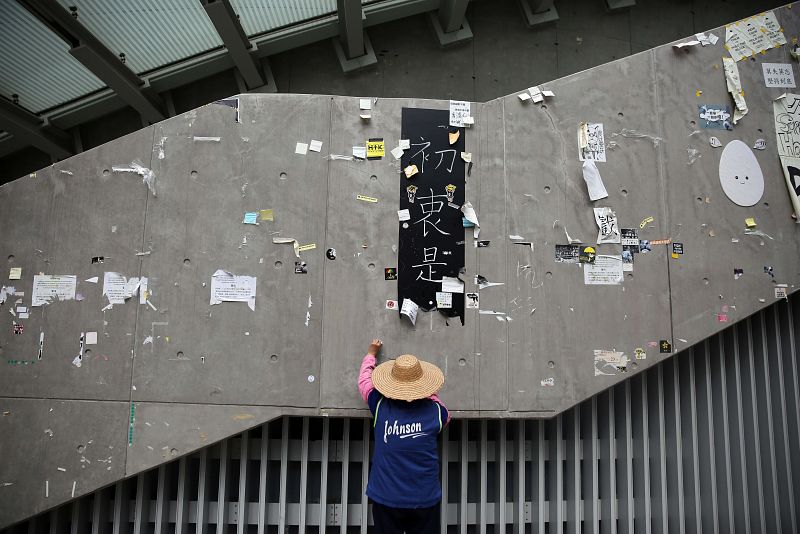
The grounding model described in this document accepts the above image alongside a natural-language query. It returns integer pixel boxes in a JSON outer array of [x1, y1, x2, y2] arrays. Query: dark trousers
[[371, 500, 440, 534]]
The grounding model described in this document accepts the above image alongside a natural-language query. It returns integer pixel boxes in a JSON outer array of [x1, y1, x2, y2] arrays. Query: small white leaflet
[[85, 332, 98, 345], [465, 292, 479, 309], [31, 275, 77, 307], [435, 292, 452, 309], [397, 209, 411, 221], [594, 207, 620, 244], [391, 146, 404, 160], [359, 98, 372, 110], [762, 63, 796, 88], [399, 139, 410, 149], [85, 276, 99, 284], [400, 298, 418, 325], [441, 276, 464, 294], [102, 272, 140, 305], [209, 270, 257, 311], [582, 160, 608, 201], [518, 92, 531, 101], [584, 255, 624, 285], [578, 122, 606, 162], [295, 142, 308, 155], [449, 100, 471, 127], [309, 140, 323, 152], [461, 201, 480, 239], [709, 136, 722, 148], [353, 146, 367, 159]]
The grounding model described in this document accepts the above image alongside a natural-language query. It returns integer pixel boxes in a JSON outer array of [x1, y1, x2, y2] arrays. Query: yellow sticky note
[[298, 243, 316, 252], [745, 217, 756, 228], [449, 130, 460, 145], [695, 89, 703, 97], [259, 209, 274, 221], [404, 165, 418, 178], [356, 195, 378, 203], [366, 139, 385, 158], [9, 267, 21, 280], [671, 253, 679, 259]]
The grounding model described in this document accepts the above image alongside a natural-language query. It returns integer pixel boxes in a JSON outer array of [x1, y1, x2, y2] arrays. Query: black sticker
[[476, 240, 490, 248], [294, 261, 308, 274], [91, 256, 104, 264], [620, 228, 639, 246], [639, 240, 652, 253], [672, 242, 684, 255], [555, 244, 579, 263], [385, 268, 398, 280], [659, 340, 672, 353], [326, 248, 336, 260]]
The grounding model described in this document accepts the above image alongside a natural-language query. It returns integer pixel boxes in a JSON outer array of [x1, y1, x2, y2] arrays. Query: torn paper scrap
[[295, 142, 309, 155], [449, 130, 460, 145], [391, 146, 404, 160], [210, 270, 257, 311], [449, 100, 470, 127], [84, 276, 99, 284], [463, 116, 474, 126], [762, 63, 795, 88], [594, 207, 620, 244], [476, 275, 504, 290], [461, 201, 480, 239], [400, 298, 418, 325], [673, 39, 701, 49], [779, 156, 800, 222], [139, 277, 149, 304], [193, 136, 221, 142], [259, 209, 274, 221], [461, 152, 472, 163], [594, 349, 629, 376], [309, 140, 323, 152], [102, 272, 141, 305], [273, 237, 300, 258], [696, 32, 719, 46], [709, 136, 722, 148], [723, 57, 747, 124], [528, 86, 543, 103], [578, 122, 606, 162], [441, 276, 464, 294], [585, 255, 623, 285], [725, 11, 787, 62], [518, 92, 531, 101], [404, 164, 419, 178], [399, 139, 410, 149], [112, 160, 156, 196], [359, 98, 372, 110], [582, 160, 608, 201], [398, 209, 411, 221], [353, 146, 367, 159], [31, 275, 77, 307]]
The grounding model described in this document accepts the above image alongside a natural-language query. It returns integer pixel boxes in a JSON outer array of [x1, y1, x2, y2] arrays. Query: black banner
[[399, 107, 466, 324]]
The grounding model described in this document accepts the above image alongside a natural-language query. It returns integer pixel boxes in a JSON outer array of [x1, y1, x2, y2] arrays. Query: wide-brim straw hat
[[372, 354, 444, 401]]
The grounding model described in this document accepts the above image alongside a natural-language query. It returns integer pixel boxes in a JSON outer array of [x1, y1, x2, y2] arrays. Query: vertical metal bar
[[112, 480, 129, 534], [537, 420, 545, 534], [690, 352, 703, 533], [154, 465, 168, 534], [320, 418, 330, 533], [71, 497, 87, 534], [587, 397, 599, 534], [607, 389, 618, 534], [513, 420, 525, 534], [498, 420, 508, 530], [336, 0, 364, 59], [744, 320, 767, 533], [92, 487, 109, 534], [702, 345, 720, 534], [197, 448, 210, 534], [237, 430, 250, 534], [133, 473, 149, 534], [441, 424, 450, 533], [49, 508, 59, 534], [773, 303, 798, 532], [564, 408, 579, 534], [339, 418, 350, 534], [731, 326, 752, 531], [217, 440, 230, 534], [299, 418, 309, 532], [175, 459, 189, 534], [459, 420, 468, 534], [257, 422, 270, 534], [623, 382, 634, 534], [637, 374, 652, 534], [554, 415, 563, 534], [717, 334, 735, 533], [360, 419, 370, 533], [655, 366, 668, 534], [671, 358, 685, 534], [479, 419, 488, 534], [278, 417, 289, 533], [758, 312, 783, 532]]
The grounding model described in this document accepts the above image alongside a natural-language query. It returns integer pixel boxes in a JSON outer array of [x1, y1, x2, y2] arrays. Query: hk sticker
[[407, 185, 418, 203], [326, 248, 337, 260], [445, 184, 457, 203], [385, 268, 398, 280], [634, 347, 646, 360], [659, 340, 672, 353], [579, 246, 596, 264], [465, 292, 479, 309]]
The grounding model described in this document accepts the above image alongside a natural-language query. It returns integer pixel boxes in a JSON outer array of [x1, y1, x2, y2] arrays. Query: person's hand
[[368, 339, 382, 356]]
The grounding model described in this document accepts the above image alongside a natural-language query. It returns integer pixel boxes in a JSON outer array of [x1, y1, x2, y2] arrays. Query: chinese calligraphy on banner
[[762, 63, 796, 88], [399, 108, 466, 323]]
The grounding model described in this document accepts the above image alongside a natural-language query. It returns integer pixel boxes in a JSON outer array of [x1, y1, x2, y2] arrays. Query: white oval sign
[[719, 140, 764, 206]]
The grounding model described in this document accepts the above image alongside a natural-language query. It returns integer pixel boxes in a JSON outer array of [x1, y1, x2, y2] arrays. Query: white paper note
[[391, 146, 404, 160], [295, 142, 308, 155], [582, 160, 608, 201], [584, 255, 624, 285], [398, 209, 411, 221], [594, 207, 620, 244], [309, 140, 323, 152], [353, 146, 367, 159], [461, 201, 480, 239], [210, 270, 257, 311], [359, 98, 372, 110], [518, 92, 531, 101], [762, 63, 795, 88], [31, 275, 77, 307], [449, 100, 471, 127], [435, 292, 452, 309], [723, 57, 747, 124], [102, 272, 141, 305], [399, 139, 410, 149], [725, 11, 787, 62], [578, 122, 606, 162], [85, 332, 98, 345], [441, 276, 465, 294], [400, 298, 418, 325]]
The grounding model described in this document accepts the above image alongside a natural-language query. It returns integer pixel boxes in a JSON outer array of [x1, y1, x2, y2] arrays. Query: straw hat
[[372, 354, 445, 401]]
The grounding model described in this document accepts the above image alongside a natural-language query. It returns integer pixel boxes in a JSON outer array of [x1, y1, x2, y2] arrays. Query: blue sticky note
[[462, 217, 475, 228], [243, 212, 258, 224]]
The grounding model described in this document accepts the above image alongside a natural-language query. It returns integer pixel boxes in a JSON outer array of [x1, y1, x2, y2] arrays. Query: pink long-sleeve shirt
[[358, 354, 450, 425]]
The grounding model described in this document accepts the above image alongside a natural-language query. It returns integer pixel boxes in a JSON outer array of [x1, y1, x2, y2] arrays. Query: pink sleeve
[[428, 393, 451, 425], [358, 354, 376, 402]]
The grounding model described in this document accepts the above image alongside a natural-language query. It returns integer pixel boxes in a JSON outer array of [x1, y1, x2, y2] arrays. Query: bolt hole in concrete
[[697, 197, 703, 203], [630, 361, 638, 369], [183, 258, 190, 266], [176, 351, 184, 358], [84, 349, 91, 358], [764, 202, 769, 207], [102, 169, 110, 177], [620, 188, 628, 196], [190, 170, 198, 178], [279, 172, 288, 180], [458, 358, 466, 366], [368, 263, 375, 270], [547, 360, 555, 368], [370, 174, 377, 181], [76, 444, 85, 454], [544, 185, 551, 193], [627, 273, 634, 279], [270, 354, 278, 362], [7, 255, 14, 263], [274, 261, 282, 269], [618, 112, 624, 117], [703, 277, 710, 285], [171, 448, 179, 456], [541, 104, 547, 110], [758, 128, 764, 133], [690, 120, 696, 127], [545, 271, 553, 278]]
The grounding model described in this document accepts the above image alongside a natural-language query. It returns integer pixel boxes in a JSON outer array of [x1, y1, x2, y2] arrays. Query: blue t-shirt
[[366, 389, 448, 508]]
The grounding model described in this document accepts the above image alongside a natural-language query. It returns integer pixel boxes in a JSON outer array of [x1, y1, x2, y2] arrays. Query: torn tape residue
[[112, 159, 156, 196]]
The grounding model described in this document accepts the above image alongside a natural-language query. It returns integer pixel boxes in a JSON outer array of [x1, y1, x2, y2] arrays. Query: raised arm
[[358, 339, 382, 402]]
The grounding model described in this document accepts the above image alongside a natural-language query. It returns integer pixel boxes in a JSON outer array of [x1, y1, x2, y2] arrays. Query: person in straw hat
[[358, 338, 450, 533]]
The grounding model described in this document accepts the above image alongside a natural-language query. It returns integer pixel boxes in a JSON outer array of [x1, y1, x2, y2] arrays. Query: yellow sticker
[[366, 138, 385, 158], [298, 243, 316, 252], [259, 209, 274, 221], [8, 267, 21, 280], [357, 195, 378, 203], [639, 216, 655, 229], [695, 89, 703, 97], [671, 253, 680, 259], [745, 217, 756, 228]]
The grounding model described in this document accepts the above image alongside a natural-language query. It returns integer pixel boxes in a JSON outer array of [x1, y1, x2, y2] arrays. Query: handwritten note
[[209, 270, 256, 311], [578, 122, 606, 162], [762, 63, 795, 88], [31, 275, 76, 307], [449, 100, 471, 127]]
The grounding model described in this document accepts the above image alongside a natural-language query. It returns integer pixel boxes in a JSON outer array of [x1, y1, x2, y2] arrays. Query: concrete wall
[[2, 5, 800, 527]]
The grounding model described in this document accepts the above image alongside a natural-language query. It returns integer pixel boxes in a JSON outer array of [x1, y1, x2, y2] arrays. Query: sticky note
[[398, 209, 410, 221], [295, 142, 308, 155], [367, 138, 385, 159], [399, 139, 410, 149], [9, 268, 21, 280], [309, 140, 323, 152], [359, 98, 372, 110], [391, 146, 404, 160], [85, 332, 98, 345], [243, 212, 258, 225], [745, 217, 757, 228], [259, 209, 274, 221], [357, 195, 378, 203], [404, 165, 419, 178], [518, 92, 531, 101], [298, 243, 316, 252]]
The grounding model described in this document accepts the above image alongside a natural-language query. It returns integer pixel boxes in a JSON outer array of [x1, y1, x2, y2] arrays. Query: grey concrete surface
[[2, 3, 800, 529]]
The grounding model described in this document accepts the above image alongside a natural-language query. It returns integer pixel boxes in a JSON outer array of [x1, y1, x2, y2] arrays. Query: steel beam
[[0, 97, 72, 159], [200, 0, 265, 90], [17, 0, 165, 124]]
